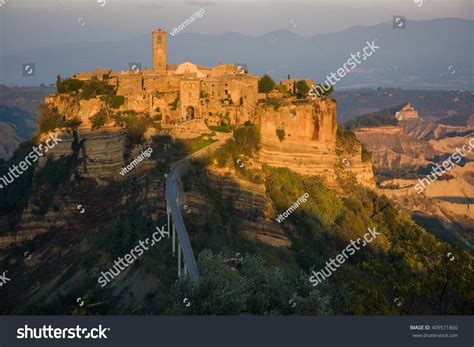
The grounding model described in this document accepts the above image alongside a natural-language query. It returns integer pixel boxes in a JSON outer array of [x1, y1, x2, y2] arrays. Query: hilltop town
[[50, 29, 335, 140], [44, 29, 372, 186], [0, 28, 471, 320]]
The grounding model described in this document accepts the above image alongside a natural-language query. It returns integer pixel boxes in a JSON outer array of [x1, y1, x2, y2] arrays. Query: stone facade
[[55, 29, 345, 178]]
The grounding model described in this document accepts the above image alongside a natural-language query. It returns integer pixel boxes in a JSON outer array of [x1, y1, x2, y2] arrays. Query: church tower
[[152, 29, 167, 73]]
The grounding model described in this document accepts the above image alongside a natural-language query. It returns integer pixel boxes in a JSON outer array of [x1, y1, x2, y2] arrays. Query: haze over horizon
[[0, 0, 472, 55]]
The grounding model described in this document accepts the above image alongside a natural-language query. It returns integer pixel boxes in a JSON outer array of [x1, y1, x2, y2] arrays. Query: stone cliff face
[[353, 103, 473, 245], [380, 163, 474, 248], [0, 124, 159, 247], [0, 92, 376, 249], [185, 165, 291, 248], [354, 126, 436, 173], [397, 103, 471, 141], [256, 99, 374, 188], [354, 104, 473, 173]]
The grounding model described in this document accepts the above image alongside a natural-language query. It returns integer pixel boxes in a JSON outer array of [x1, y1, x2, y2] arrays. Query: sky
[[0, 0, 472, 55]]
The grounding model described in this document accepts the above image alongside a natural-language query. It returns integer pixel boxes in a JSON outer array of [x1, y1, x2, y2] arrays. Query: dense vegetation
[[212, 124, 261, 168], [57, 75, 116, 100], [112, 111, 154, 143], [263, 166, 473, 315], [37, 105, 82, 134], [168, 250, 331, 315]]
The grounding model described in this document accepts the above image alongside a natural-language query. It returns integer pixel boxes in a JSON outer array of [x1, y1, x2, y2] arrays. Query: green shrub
[[80, 77, 116, 100], [233, 124, 261, 155], [212, 124, 261, 167], [38, 105, 64, 134], [62, 78, 84, 94], [113, 111, 153, 143], [276, 128, 285, 142], [101, 95, 125, 109], [90, 110, 108, 130], [168, 250, 331, 315], [336, 128, 360, 156], [208, 125, 232, 133]]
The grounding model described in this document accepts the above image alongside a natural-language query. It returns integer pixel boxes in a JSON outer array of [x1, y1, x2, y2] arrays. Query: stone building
[[68, 28, 334, 142], [72, 29, 259, 125]]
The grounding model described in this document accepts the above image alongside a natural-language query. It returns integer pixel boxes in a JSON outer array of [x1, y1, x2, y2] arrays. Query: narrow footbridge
[[164, 134, 231, 280]]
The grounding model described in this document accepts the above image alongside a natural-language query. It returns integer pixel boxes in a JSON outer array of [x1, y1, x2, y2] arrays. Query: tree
[[56, 75, 64, 93], [311, 83, 334, 98], [296, 80, 310, 99], [258, 74, 276, 98], [168, 250, 332, 315]]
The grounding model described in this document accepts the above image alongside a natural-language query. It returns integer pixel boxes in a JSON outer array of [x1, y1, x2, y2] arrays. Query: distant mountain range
[[1, 18, 472, 89]]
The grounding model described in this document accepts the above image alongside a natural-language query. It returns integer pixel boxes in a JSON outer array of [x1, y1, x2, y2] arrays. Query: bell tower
[[153, 29, 167, 73]]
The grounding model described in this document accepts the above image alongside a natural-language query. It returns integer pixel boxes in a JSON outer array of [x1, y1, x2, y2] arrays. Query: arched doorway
[[186, 106, 195, 120]]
